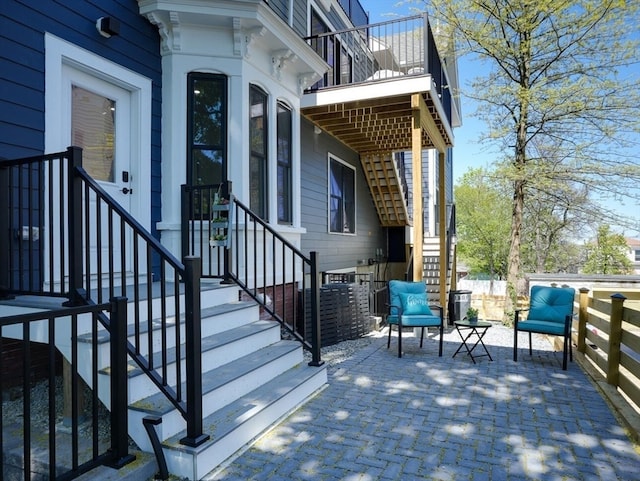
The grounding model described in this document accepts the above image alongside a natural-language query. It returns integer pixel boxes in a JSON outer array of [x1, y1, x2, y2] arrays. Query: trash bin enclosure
[[448, 290, 472, 325]]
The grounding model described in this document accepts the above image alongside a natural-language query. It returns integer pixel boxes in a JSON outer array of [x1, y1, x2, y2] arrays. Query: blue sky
[[364, 1, 640, 238]]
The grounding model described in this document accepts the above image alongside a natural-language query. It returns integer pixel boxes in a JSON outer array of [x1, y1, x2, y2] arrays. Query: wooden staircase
[[360, 152, 408, 227], [422, 237, 453, 303]]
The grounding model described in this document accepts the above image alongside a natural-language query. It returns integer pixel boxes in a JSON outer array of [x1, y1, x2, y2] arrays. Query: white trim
[[44, 33, 152, 232]]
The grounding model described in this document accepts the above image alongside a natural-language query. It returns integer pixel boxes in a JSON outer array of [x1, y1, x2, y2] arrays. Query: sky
[[363, 1, 640, 238]]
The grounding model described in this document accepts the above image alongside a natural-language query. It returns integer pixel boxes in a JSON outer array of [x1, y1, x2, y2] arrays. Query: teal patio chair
[[387, 280, 444, 358], [513, 285, 575, 370]]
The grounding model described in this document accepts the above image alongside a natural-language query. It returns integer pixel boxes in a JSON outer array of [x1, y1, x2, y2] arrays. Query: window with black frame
[[310, 9, 353, 89], [187, 73, 227, 217], [329, 156, 355, 234], [250, 84, 268, 220], [277, 102, 292, 224]]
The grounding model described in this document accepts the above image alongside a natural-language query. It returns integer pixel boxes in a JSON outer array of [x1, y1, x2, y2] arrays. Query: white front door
[[66, 67, 133, 211], [63, 65, 134, 282], [45, 34, 152, 290]]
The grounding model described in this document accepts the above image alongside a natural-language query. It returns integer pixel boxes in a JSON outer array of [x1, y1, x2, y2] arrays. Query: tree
[[519, 178, 592, 273], [454, 168, 511, 280], [407, 0, 640, 320], [583, 225, 633, 274]]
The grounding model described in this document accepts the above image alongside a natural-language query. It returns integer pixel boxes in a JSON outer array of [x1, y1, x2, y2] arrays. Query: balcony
[[301, 14, 456, 155]]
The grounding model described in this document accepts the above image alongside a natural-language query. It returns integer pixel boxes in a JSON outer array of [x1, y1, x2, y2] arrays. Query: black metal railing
[[181, 184, 323, 365], [1, 147, 208, 451], [446, 203, 456, 278], [181, 182, 231, 279], [304, 14, 452, 124], [0, 150, 68, 298], [0, 298, 132, 480], [228, 197, 322, 366]]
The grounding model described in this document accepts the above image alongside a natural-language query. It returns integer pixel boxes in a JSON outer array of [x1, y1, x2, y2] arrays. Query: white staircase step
[[162, 363, 328, 480], [127, 341, 305, 449], [101, 320, 281, 404]]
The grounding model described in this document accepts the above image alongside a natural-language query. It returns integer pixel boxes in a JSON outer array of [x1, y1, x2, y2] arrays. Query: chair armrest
[[386, 302, 403, 315], [514, 307, 529, 327]]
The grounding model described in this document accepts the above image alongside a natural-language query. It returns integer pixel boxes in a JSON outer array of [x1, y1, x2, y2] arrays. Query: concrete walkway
[[207, 324, 640, 481]]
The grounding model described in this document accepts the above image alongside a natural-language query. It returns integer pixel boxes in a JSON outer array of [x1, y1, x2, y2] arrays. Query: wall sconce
[[96, 17, 121, 38], [314, 126, 322, 135]]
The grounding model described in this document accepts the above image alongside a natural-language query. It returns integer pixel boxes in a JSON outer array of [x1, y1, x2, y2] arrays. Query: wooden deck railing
[[574, 288, 640, 410]]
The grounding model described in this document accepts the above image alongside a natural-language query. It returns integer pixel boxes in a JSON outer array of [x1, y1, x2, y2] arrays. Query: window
[[187, 73, 227, 186], [250, 85, 268, 220], [310, 9, 352, 89], [277, 102, 292, 224], [310, 10, 331, 89], [329, 156, 355, 234], [338, 41, 352, 85], [71, 85, 116, 182], [635, 249, 640, 262]]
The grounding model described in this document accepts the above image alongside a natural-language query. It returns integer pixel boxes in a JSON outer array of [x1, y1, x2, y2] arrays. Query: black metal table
[[453, 320, 493, 363]]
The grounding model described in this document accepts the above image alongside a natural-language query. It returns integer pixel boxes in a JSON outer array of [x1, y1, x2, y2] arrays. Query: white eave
[[138, 0, 328, 88]]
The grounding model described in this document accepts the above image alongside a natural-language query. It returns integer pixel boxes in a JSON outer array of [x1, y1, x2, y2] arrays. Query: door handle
[[122, 187, 133, 194]]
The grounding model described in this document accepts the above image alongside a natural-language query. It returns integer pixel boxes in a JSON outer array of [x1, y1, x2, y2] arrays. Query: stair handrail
[[226, 196, 323, 366], [446, 203, 456, 282], [405, 248, 414, 281], [71, 158, 208, 447], [1, 147, 208, 448]]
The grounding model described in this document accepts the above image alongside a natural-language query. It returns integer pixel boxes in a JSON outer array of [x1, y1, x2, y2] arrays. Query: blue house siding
[[0, 0, 162, 283], [1, 0, 161, 160], [300, 118, 386, 272]]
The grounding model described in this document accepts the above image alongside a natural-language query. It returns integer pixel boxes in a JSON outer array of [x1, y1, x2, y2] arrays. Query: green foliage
[[582, 225, 633, 274], [406, 0, 640, 304], [454, 168, 510, 279]]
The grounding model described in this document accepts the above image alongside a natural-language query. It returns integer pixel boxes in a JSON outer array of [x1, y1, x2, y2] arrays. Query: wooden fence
[[574, 288, 640, 414]]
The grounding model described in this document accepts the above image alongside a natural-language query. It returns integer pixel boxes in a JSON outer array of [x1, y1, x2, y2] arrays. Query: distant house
[[626, 237, 640, 274]]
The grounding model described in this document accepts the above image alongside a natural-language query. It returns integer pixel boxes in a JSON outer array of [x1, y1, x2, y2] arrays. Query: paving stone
[[205, 325, 640, 480]]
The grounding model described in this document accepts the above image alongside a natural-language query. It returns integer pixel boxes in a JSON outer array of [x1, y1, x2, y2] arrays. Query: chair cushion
[[517, 319, 567, 336], [400, 314, 441, 327], [527, 285, 575, 325], [399, 292, 433, 316], [389, 280, 427, 316]]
